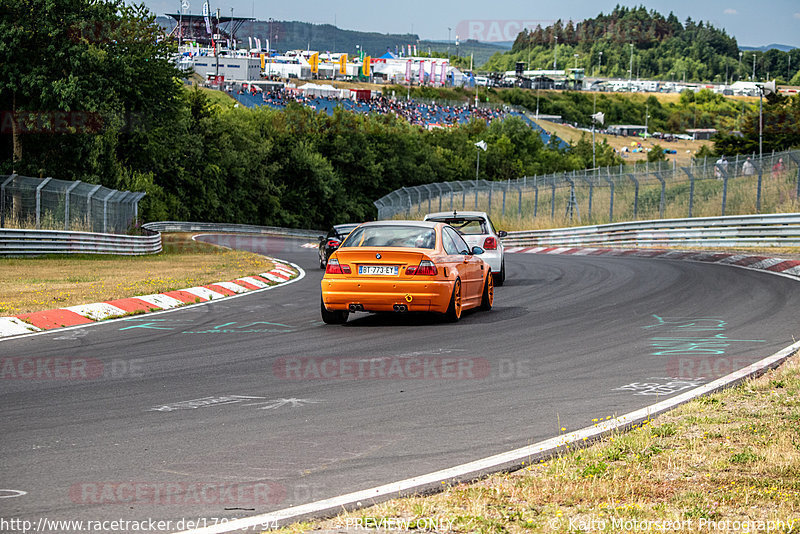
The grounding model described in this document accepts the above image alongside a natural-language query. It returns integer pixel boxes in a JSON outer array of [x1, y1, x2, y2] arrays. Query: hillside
[[482, 6, 800, 84], [157, 17, 507, 65]]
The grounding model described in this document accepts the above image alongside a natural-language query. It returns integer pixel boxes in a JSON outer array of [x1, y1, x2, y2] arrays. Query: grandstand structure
[[165, 13, 253, 46]]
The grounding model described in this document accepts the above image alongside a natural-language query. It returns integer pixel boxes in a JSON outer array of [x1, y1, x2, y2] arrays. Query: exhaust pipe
[[393, 304, 408, 312], [349, 304, 364, 312]]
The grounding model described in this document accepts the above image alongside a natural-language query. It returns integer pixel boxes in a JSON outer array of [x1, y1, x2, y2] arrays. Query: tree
[[647, 144, 667, 162], [0, 0, 182, 181], [713, 93, 800, 155]]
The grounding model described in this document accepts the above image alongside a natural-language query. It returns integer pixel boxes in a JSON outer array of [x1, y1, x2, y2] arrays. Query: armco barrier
[[0, 228, 162, 255], [503, 213, 800, 248], [143, 221, 321, 239], [0, 221, 321, 256]]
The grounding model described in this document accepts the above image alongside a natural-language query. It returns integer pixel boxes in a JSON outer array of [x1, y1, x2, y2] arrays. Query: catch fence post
[[627, 174, 639, 219], [651, 172, 666, 219], [721, 167, 729, 216], [0, 174, 16, 229], [448, 183, 454, 210], [682, 167, 695, 218], [35, 177, 53, 230], [64, 180, 81, 230], [581, 171, 593, 220], [102, 189, 116, 234], [604, 169, 614, 222], [433, 183, 443, 212]]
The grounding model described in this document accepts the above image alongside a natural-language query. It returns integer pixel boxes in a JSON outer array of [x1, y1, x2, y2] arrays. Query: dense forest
[[483, 6, 800, 84]]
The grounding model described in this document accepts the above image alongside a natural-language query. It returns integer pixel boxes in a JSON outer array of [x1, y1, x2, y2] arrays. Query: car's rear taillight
[[407, 260, 437, 276], [325, 258, 351, 274], [483, 236, 497, 250], [326, 239, 341, 248]]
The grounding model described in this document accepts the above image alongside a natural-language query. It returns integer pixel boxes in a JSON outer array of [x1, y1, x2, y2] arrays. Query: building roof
[[166, 13, 255, 22]]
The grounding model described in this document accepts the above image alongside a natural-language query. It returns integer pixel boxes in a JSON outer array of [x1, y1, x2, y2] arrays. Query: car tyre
[[480, 273, 493, 311], [445, 279, 462, 322], [493, 259, 505, 286], [319, 253, 326, 269], [320, 296, 348, 324]]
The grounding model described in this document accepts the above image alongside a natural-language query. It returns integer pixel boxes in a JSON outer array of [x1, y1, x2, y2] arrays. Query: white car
[[423, 211, 507, 285]]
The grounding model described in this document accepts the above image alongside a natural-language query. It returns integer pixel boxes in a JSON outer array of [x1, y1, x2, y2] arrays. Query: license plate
[[358, 265, 398, 276]]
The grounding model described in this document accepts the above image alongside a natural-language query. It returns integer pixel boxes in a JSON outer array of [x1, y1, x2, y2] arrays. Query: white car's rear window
[[429, 218, 487, 235]]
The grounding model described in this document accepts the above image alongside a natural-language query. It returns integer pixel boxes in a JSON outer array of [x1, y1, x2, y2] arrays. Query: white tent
[[299, 83, 339, 98]]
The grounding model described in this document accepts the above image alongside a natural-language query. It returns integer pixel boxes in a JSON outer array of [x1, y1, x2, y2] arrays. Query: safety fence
[[0, 174, 145, 234], [375, 150, 800, 226], [502, 213, 800, 248]]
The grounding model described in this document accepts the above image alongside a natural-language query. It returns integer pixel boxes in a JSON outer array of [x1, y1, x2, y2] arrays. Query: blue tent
[[379, 51, 397, 59]]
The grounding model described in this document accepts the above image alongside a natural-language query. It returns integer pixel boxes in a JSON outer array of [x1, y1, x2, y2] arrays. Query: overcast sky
[[138, 0, 799, 48]]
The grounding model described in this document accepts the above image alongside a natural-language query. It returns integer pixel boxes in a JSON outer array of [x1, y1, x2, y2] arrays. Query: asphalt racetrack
[[1, 234, 798, 531]]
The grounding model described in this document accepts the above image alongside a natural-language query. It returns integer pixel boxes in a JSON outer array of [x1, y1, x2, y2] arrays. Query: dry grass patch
[[275, 351, 800, 533], [0, 233, 274, 315], [533, 118, 713, 167]]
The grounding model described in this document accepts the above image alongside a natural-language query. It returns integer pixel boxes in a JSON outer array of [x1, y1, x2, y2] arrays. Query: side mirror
[[471, 246, 485, 255], [497, 230, 508, 238], [318, 236, 325, 242]]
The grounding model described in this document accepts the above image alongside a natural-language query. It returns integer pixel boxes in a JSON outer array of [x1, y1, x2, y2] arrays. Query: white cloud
[[724, 8, 738, 15], [794, 12, 800, 20]]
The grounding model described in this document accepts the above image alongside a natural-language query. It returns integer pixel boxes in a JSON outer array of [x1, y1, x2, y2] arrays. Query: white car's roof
[[423, 211, 490, 220], [362, 220, 440, 228]]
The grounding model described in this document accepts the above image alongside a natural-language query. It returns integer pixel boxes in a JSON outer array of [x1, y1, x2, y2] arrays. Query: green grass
[[198, 86, 237, 110]]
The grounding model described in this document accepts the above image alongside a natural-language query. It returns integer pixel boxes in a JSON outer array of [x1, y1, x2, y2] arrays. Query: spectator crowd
[[233, 86, 510, 128]]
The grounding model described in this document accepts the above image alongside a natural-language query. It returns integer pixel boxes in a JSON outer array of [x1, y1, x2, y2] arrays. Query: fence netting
[[0, 175, 146, 234], [375, 150, 800, 226]]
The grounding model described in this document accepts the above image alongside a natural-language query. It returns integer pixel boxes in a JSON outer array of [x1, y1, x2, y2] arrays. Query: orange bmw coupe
[[320, 221, 493, 324]]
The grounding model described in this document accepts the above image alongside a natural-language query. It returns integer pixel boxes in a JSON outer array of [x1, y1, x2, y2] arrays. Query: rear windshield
[[427, 218, 486, 235], [341, 225, 436, 249]]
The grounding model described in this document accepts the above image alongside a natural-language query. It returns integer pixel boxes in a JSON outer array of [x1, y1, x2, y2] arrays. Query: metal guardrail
[[0, 221, 322, 256], [503, 213, 800, 248], [0, 229, 162, 255], [143, 221, 323, 239]]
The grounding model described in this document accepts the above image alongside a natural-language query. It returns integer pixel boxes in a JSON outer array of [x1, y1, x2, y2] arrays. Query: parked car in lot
[[320, 221, 493, 324], [423, 211, 507, 285], [318, 223, 361, 268]]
